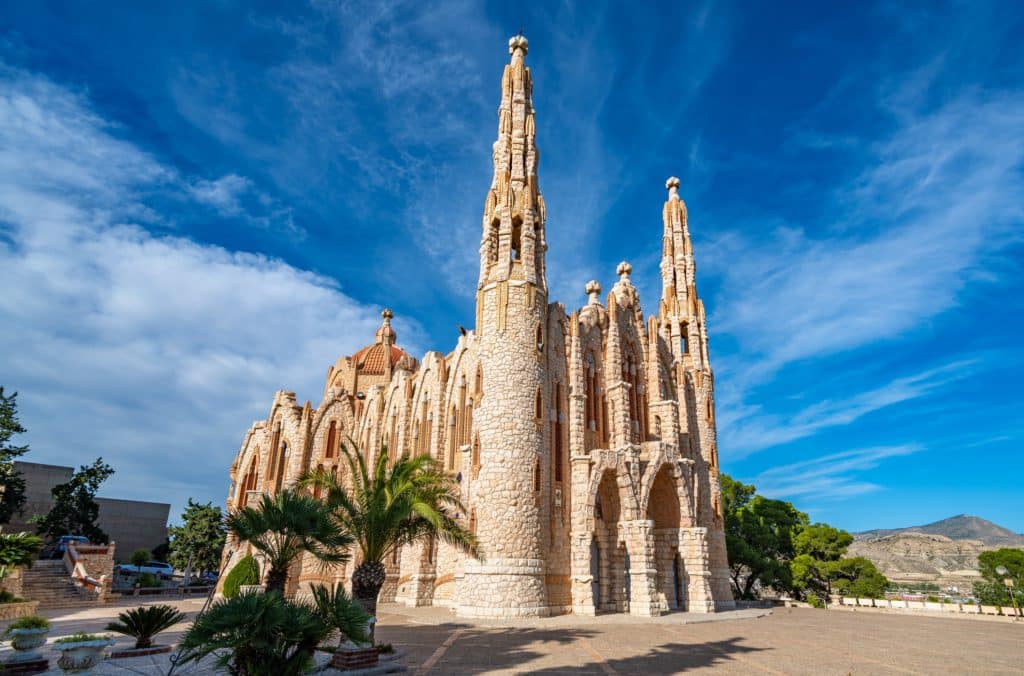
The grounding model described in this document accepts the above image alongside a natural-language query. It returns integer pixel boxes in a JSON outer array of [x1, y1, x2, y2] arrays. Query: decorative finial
[[666, 176, 680, 200], [508, 34, 529, 56], [585, 280, 602, 304], [381, 308, 394, 321], [616, 261, 633, 279]]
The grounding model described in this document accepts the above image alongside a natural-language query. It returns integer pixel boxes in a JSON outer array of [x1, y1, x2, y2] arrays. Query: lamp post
[[995, 565, 1020, 621]]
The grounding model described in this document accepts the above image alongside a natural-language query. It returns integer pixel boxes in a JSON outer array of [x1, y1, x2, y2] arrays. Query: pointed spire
[[477, 34, 547, 291], [375, 308, 396, 345]]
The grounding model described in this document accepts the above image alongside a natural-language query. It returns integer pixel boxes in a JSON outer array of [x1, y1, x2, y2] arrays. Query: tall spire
[[478, 34, 547, 291], [659, 176, 696, 321]]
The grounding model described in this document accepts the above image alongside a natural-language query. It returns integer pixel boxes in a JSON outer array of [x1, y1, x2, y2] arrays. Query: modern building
[[8, 460, 170, 562], [222, 34, 734, 618]]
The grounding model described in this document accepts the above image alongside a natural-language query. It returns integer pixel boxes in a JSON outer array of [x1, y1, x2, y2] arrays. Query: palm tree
[[225, 489, 352, 594], [302, 442, 478, 641], [105, 604, 185, 649]]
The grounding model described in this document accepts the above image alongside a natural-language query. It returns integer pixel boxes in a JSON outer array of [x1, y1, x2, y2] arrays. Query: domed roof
[[349, 308, 410, 375], [352, 343, 408, 375]]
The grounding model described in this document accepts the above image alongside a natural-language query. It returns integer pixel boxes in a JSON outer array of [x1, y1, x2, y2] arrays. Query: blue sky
[[1, 1, 1022, 533]]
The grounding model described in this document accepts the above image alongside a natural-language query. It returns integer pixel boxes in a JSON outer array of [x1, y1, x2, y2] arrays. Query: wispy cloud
[[752, 444, 922, 502], [0, 63, 421, 515]]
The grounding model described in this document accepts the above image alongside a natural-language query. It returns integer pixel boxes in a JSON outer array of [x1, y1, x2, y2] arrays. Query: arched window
[[706, 396, 714, 423], [536, 324, 544, 352], [313, 463, 325, 499], [535, 388, 544, 420], [534, 457, 541, 492], [474, 365, 483, 398], [681, 321, 690, 354], [447, 405, 458, 471], [274, 441, 289, 492], [325, 420, 337, 459]]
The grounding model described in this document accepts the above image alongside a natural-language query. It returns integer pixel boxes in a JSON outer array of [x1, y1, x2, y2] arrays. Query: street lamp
[[994, 565, 1020, 621]]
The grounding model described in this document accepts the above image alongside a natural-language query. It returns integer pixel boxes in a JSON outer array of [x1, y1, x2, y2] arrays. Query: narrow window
[[536, 324, 544, 352], [325, 420, 337, 459], [511, 216, 522, 260], [534, 457, 541, 491], [535, 388, 544, 420], [490, 218, 500, 262]]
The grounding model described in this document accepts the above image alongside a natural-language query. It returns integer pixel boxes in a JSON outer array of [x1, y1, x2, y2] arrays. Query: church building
[[222, 34, 734, 618]]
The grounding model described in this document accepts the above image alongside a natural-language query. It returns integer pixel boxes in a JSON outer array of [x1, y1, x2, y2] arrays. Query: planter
[[331, 646, 380, 671], [7, 628, 49, 663], [55, 638, 114, 674], [0, 601, 40, 620]]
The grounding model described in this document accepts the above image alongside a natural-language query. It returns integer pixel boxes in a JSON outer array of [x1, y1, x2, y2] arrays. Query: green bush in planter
[[5, 615, 50, 634], [55, 632, 111, 644], [222, 554, 260, 598]]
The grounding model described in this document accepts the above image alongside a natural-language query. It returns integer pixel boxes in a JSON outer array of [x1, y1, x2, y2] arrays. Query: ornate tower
[[658, 176, 734, 609], [459, 34, 550, 617]]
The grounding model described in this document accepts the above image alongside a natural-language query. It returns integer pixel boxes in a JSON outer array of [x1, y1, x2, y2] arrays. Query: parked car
[[198, 571, 218, 583], [115, 561, 175, 580], [39, 535, 90, 560]]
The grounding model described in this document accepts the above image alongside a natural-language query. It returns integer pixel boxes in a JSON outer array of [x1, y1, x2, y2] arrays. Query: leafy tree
[[974, 548, 1024, 608], [32, 458, 114, 543], [105, 604, 184, 649], [222, 554, 260, 598], [0, 388, 29, 524], [168, 500, 227, 575], [130, 549, 151, 567], [0, 530, 43, 593], [720, 474, 807, 598], [178, 591, 329, 675], [303, 442, 478, 643], [225, 489, 352, 594], [790, 523, 887, 600]]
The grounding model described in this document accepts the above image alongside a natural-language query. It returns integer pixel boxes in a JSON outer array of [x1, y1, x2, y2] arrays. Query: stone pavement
[[2, 600, 1021, 674]]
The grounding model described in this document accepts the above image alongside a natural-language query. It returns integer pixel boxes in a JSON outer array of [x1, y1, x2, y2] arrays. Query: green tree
[[168, 500, 227, 575], [973, 548, 1024, 607], [310, 583, 371, 648], [105, 604, 184, 649], [130, 548, 151, 567], [32, 458, 114, 543], [0, 388, 30, 524], [790, 523, 888, 601], [720, 474, 807, 598], [225, 489, 352, 594], [303, 442, 478, 642]]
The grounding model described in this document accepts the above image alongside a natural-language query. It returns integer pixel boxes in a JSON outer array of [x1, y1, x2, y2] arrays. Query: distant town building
[[7, 461, 169, 561], [222, 34, 734, 618]]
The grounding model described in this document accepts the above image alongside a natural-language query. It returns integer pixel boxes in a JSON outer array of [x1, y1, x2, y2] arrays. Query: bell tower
[[460, 34, 550, 617]]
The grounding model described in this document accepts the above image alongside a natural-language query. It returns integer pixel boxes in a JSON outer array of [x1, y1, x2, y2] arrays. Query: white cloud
[[0, 64, 412, 517], [751, 444, 922, 502], [709, 85, 1024, 457]]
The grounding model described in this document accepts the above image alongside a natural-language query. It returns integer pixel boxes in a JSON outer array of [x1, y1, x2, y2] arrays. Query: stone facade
[[220, 35, 734, 618]]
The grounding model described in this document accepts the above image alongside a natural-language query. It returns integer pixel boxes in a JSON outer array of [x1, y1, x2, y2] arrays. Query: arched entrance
[[593, 470, 627, 612], [648, 464, 684, 610]]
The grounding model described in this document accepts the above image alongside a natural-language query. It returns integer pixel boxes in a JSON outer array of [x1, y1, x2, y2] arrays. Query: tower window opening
[[490, 218, 500, 262], [535, 388, 544, 420], [511, 217, 522, 260], [681, 322, 689, 354], [536, 324, 544, 352]]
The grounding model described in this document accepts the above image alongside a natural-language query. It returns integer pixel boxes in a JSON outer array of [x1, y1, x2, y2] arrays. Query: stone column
[[681, 527, 715, 613], [569, 453, 595, 615], [620, 519, 662, 616]]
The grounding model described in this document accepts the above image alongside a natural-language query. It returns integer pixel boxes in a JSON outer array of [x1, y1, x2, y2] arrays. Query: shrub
[[222, 554, 260, 598], [0, 531, 43, 593], [0, 590, 24, 603], [106, 604, 185, 649], [6, 615, 50, 633], [178, 591, 329, 675], [310, 583, 370, 648], [926, 594, 940, 603], [136, 572, 160, 588], [55, 632, 110, 644], [130, 549, 151, 567], [806, 593, 825, 609]]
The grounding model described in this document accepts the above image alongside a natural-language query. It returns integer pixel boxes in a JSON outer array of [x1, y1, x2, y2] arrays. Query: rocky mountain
[[849, 515, 1024, 590], [855, 514, 1024, 547]]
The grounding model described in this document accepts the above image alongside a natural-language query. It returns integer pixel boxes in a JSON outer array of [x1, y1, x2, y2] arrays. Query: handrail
[[64, 541, 112, 596]]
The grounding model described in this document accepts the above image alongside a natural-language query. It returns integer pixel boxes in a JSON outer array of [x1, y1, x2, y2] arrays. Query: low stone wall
[[834, 596, 1021, 619], [0, 600, 40, 620]]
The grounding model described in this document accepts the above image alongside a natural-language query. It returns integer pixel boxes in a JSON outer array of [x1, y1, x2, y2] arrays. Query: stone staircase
[[21, 560, 101, 609]]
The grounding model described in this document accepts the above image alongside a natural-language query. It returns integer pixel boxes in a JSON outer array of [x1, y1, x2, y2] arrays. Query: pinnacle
[[666, 176, 680, 200], [508, 34, 529, 57]]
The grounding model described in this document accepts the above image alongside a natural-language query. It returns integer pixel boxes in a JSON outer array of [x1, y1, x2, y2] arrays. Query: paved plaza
[[1, 598, 1020, 674]]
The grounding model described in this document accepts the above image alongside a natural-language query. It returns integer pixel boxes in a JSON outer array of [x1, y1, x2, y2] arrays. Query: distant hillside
[[855, 514, 1024, 547], [850, 515, 1024, 590]]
